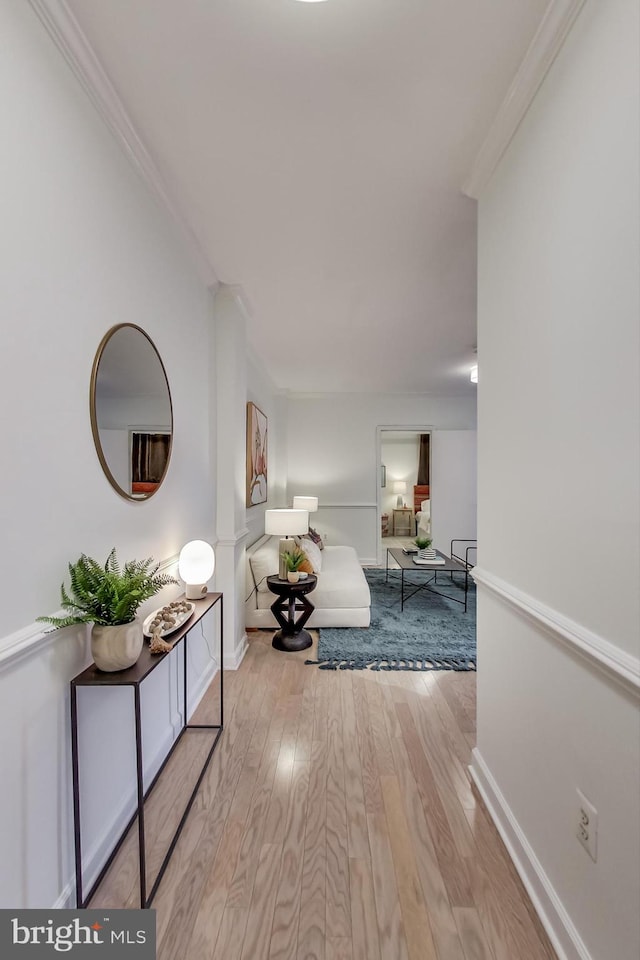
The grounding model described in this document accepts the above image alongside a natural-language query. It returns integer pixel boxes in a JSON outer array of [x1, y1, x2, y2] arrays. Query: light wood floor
[[90, 632, 556, 960]]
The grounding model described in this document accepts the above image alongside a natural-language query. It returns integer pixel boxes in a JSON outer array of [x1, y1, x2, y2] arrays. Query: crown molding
[[462, 0, 587, 199], [27, 0, 217, 287]]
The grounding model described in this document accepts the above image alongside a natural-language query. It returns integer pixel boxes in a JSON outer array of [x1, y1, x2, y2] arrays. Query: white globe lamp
[[179, 540, 215, 599]]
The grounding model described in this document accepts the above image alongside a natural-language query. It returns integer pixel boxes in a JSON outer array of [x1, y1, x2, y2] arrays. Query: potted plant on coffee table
[[414, 536, 436, 561], [38, 548, 177, 672]]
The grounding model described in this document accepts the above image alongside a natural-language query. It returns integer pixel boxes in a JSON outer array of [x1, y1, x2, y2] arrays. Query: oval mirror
[[90, 324, 173, 501]]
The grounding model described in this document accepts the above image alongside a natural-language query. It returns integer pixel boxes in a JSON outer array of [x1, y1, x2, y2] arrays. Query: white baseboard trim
[[472, 566, 640, 698], [224, 633, 248, 670], [470, 748, 592, 960]]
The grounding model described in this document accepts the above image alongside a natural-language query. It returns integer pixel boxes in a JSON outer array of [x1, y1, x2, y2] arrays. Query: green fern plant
[[414, 536, 433, 550], [37, 548, 178, 628]]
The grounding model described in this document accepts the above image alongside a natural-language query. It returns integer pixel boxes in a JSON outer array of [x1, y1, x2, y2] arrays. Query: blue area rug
[[306, 567, 476, 671]]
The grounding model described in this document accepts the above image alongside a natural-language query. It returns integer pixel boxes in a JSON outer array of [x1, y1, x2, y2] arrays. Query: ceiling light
[[470, 365, 478, 383]]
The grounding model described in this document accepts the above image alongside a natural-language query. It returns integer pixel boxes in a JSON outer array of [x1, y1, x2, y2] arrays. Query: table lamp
[[264, 508, 309, 578], [178, 540, 215, 599], [292, 496, 319, 514], [393, 481, 407, 507]]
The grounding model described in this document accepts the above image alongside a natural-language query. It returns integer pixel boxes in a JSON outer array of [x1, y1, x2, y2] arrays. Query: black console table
[[70, 592, 223, 908]]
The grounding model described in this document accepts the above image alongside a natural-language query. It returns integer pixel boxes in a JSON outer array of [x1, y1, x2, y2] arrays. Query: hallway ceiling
[[66, 0, 549, 395]]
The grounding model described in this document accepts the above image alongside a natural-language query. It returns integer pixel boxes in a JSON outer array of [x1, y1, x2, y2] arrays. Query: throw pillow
[[296, 536, 322, 573], [306, 527, 324, 550]]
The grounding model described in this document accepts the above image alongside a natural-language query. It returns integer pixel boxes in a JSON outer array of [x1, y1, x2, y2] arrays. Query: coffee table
[[385, 548, 470, 612]]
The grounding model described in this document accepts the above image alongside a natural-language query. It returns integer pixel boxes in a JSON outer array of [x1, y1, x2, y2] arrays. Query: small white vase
[[287, 571, 300, 583], [418, 547, 436, 560], [91, 621, 143, 672]]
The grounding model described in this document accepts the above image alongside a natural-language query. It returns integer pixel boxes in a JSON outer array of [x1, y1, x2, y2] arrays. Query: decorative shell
[[149, 633, 174, 654]]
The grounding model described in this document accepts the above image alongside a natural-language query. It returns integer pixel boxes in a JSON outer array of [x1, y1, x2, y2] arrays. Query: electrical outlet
[[576, 788, 598, 861]]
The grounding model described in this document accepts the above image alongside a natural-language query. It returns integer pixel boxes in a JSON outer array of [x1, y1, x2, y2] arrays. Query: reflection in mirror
[[90, 324, 173, 501]]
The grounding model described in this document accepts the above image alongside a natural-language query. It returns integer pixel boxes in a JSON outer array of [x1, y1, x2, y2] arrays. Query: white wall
[[0, 1, 219, 909], [286, 394, 476, 561], [474, 1, 640, 958], [430, 430, 477, 554]]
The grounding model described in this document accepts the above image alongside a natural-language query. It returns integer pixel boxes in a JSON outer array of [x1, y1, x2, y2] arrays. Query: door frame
[[376, 424, 433, 566]]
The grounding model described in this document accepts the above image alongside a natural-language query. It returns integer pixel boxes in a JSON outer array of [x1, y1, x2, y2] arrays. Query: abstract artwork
[[246, 402, 268, 505]]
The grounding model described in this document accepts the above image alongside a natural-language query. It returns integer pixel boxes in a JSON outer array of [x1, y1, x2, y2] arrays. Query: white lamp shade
[[178, 540, 215, 599], [393, 481, 407, 494], [264, 509, 309, 537], [292, 496, 318, 513]]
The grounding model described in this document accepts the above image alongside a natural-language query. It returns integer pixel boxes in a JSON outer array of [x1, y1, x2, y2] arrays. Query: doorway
[[376, 425, 432, 567]]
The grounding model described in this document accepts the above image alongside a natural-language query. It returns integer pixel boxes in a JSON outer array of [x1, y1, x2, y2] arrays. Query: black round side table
[[266, 574, 318, 652]]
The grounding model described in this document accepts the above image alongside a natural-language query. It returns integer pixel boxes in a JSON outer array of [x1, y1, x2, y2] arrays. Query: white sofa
[[245, 535, 371, 628]]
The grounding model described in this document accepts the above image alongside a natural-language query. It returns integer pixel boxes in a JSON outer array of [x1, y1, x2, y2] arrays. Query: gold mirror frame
[[90, 323, 173, 501]]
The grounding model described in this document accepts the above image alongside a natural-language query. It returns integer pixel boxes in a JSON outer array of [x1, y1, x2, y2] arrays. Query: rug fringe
[[305, 657, 476, 672]]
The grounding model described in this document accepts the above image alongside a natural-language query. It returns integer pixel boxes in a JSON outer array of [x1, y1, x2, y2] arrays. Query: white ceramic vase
[[418, 547, 436, 561], [91, 621, 144, 672], [287, 571, 300, 583]]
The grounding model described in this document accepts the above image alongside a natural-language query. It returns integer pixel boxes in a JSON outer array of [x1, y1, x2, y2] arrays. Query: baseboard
[[470, 748, 592, 960], [224, 633, 248, 670]]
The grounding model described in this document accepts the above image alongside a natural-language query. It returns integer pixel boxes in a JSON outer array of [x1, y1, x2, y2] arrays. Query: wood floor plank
[[380, 775, 438, 960], [352, 675, 384, 816], [227, 739, 281, 908], [240, 843, 284, 960], [366, 813, 410, 960], [213, 906, 248, 960], [464, 804, 557, 960], [391, 735, 467, 960], [407, 695, 477, 854], [263, 741, 296, 844], [413, 677, 476, 811], [326, 938, 352, 960], [365, 679, 396, 777], [184, 816, 245, 959], [394, 701, 474, 908], [453, 907, 496, 960], [295, 670, 316, 761], [326, 674, 351, 939], [297, 740, 327, 960], [349, 858, 382, 960], [341, 675, 369, 859], [311, 664, 330, 743], [269, 760, 311, 959]]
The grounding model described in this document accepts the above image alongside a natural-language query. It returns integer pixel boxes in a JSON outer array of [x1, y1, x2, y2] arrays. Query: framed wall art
[[246, 401, 268, 506]]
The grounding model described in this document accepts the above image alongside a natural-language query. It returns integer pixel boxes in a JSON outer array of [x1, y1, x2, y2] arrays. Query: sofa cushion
[[311, 546, 369, 609], [249, 538, 280, 593]]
